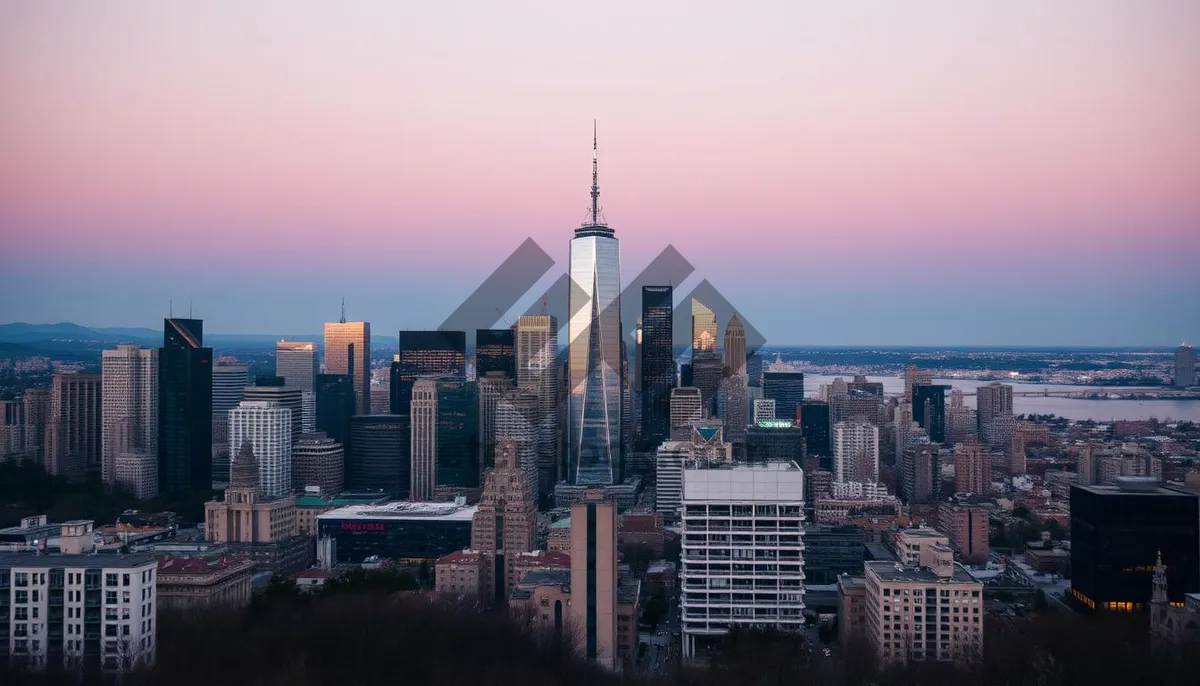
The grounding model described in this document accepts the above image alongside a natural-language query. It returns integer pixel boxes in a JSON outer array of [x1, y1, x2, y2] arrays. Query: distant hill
[[0, 322, 140, 344], [0, 323, 398, 350]]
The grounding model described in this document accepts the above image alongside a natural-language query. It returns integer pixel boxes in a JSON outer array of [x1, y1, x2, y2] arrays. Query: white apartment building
[[114, 452, 158, 500], [833, 421, 879, 483], [496, 390, 540, 505], [680, 461, 807, 659], [829, 480, 889, 500], [101, 344, 157, 486], [752, 398, 776, 424], [229, 401, 292, 499], [655, 441, 692, 519], [0, 552, 158, 672], [410, 379, 438, 500]]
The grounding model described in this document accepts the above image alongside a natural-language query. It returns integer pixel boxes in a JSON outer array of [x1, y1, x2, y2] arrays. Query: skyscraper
[[229, 400, 292, 499], [690, 299, 721, 415], [391, 330, 467, 414], [516, 314, 560, 500], [976, 382, 1013, 442], [292, 431, 343, 495], [954, 438, 989, 495], [275, 341, 319, 392], [244, 376, 303, 450], [639, 285, 674, 448], [476, 328, 516, 379], [409, 378, 438, 500], [722, 373, 748, 448], [669, 387, 703, 440], [435, 380, 480, 491], [833, 421, 879, 483], [159, 318, 212, 493], [798, 400, 832, 465], [568, 125, 622, 486], [101, 343, 158, 486], [478, 371, 514, 470], [471, 440, 537, 605], [912, 384, 949, 443], [315, 374, 355, 451], [348, 414, 409, 498], [495, 388, 539, 505], [1175, 343, 1196, 388], [569, 490, 619, 669], [47, 372, 102, 482], [323, 313, 371, 415], [763, 371, 805, 423]]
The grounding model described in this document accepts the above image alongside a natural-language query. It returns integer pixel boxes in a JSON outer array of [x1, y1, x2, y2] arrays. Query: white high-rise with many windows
[[833, 421, 880, 483], [680, 461, 807, 659], [101, 344, 158, 486], [229, 401, 292, 499], [410, 379, 438, 500]]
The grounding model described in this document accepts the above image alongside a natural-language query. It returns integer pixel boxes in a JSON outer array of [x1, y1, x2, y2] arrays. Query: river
[[799, 374, 1200, 423]]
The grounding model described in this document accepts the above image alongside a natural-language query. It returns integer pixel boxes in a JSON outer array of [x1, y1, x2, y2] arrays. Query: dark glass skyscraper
[[348, 414, 410, 498], [798, 400, 831, 468], [912, 384, 949, 443], [475, 328, 516, 379], [390, 330, 467, 415], [158, 318, 212, 493], [435, 380, 480, 490], [639, 285, 674, 447], [763, 371, 805, 423], [315, 374, 355, 450]]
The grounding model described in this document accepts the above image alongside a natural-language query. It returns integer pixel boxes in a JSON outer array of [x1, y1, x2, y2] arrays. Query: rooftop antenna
[[169, 299, 173, 318], [339, 297, 347, 324], [188, 296, 193, 319]]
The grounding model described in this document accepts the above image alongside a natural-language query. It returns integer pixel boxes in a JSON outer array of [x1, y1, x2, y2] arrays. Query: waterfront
[[800, 374, 1200, 423]]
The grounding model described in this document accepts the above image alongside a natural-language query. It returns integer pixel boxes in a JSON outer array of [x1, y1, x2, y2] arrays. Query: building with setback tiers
[[470, 440, 537, 605]]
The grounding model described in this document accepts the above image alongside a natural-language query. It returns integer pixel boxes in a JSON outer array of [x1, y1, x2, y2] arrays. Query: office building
[[953, 438, 989, 495], [691, 299, 722, 416], [721, 373, 748, 447], [976, 382, 1013, 441], [476, 328, 516, 379], [1070, 479, 1199, 611], [722, 314, 746, 376], [391, 330, 467, 414], [471, 441, 537, 605], [316, 500, 477, 565], [902, 363, 933, 400], [243, 377, 303, 449], [746, 352, 763, 388], [832, 421, 879, 483], [101, 344, 157, 486], [211, 359, 247, 422], [275, 341, 318, 392], [0, 398, 25, 459], [478, 372, 514, 470], [569, 490, 620, 669], [314, 373, 355, 451], [567, 130, 623, 486], [47, 373, 102, 483], [752, 398, 775, 424], [495, 389, 540, 506], [0, 552, 159, 672], [640, 285, 675, 447], [654, 441, 691, 519], [228, 401, 292, 499], [515, 314, 560, 499], [410, 379, 438, 500], [1176, 343, 1196, 388], [680, 462, 807, 659], [798, 400, 831, 466], [292, 432, 344, 495], [434, 380, 479, 492], [347, 415, 409, 499], [762, 371, 804, 427], [323, 317, 371, 415], [669, 387, 703, 440], [861, 545, 983, 663], [938, 503, 990, 564], [803, 524, 865, 585], [159, 318, 212, 493], [911, 384, 948, 443], [745, 419, 805, 465], [114, 452, 158, 500], [204, 440, 299, 543]]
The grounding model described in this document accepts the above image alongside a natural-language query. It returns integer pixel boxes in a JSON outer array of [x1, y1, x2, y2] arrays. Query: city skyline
[[1, 2, 1198, 346]]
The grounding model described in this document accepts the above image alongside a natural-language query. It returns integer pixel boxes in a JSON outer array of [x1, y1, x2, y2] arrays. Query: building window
[[105, 573, 118, 586]]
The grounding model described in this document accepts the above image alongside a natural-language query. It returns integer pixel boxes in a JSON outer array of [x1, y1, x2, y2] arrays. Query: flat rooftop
[[866, 561, 979, 585], [0, 552, 158, 569], [897, 528, 948, 539], [317, 501, 478, 522], [1072, 482, 1197, 498]]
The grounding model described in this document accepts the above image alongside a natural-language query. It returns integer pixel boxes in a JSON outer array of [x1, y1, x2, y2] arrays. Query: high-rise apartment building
[[900, 442, 939, 504], [229, 401, 292, 499], [640, 286, 674, 447], [516, 314, 560, 499], [0, 399, 25, 459], [471, 440, 537, 605], [323, 317, 371, 415], [390, 330, 467, 414], [159, 318, 212, 493], [410, 378, 438, 500], [244, 377, 303, 450], [569, 490, 620, 669], [475, 329, 516, 379], [654, 441, 691, 519], [275, 341, 318, 392], [114, 452, 158, 500], [669, 387, 703, 440], [1176, 343, 1196, 388], [101, 344, 157, 486], [347, 415, 409, 498], [833, 421, 879, 483], [22, 388, 51, 463], [976, 382, 1013, 442], [495, 389, 539, 506], [292, 431, 344, 495], [953, 438, 989, 495], [903, 363, 933, 400], [47, 373, 102, 482], [912, 384, 948, 443], [567, 129, 622, 486], [680, 462, 807, 658]]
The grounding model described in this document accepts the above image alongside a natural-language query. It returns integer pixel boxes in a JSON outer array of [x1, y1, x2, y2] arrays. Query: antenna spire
[[590, 120, 602, 226], [340, 297, 346, 324]]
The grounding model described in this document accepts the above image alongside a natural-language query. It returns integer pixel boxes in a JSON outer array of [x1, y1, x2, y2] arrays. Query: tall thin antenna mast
[[169, 299, 173, 318], [590, 119, 601, 225], [340, 297, 347, 324], [188, 296, 193, 318]]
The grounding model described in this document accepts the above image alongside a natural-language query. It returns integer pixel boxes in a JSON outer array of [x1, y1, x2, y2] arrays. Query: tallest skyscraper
[[568, 123, 623, 485]]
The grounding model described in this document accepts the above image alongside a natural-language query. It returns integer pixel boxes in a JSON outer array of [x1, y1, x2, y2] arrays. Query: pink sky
[[1, 1, 1197, 344]]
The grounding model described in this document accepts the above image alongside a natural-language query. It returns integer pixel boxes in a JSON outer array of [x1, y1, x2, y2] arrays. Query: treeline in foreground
[[3, 592, 1199, 686]]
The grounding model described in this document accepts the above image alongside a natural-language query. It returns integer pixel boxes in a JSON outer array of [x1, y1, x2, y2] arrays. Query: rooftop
[[865, 561, 979, 585], [514, 569, 571, 592], [515, 550, 571, 568], [437, 549, 482, 565], [1072, 481, 1197, 498], [0, 552, 158, 570], [898, 527, 949, 539], [157, 555, 252, 576], [318, 500, 478, 522], [549, 517, 571, 530]]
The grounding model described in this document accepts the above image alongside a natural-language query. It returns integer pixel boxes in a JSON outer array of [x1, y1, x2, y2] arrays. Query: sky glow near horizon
[[0, 1, 1197, 345]]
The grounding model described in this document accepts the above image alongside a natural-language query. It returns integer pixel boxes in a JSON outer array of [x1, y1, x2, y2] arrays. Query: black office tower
[[640, 285, 674, 447], [348, 415, 410, 498], [798, 400, 831, 469], [912, 384, 949, 443], [475, 328, 515, 379], [390, 330, 467, 415], [158, 318, 212, 493], [436, 380, 480, 490], [763, 371, 805, 423], [1071, 479, 1200, 611], [315, 374, 356, 449]]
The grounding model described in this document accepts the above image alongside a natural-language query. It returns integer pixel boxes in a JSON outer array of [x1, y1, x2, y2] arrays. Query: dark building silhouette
[[639, 285, 674, 448], [158, 318, 212, 493], [802, 524, 866, 585], [348, 415, 410, 498], [435, 380, 480, 490], [745, 421, 805, 465], [912, 384, 949, 443], [745, 352, 763, 388], [1070, 479, 1200, 611], [390, 330, 467, 415], [763, 371, 805, 424], [475, 328, 516, 379], [798, 400, 832, 470], [315, 374, 356, 450]]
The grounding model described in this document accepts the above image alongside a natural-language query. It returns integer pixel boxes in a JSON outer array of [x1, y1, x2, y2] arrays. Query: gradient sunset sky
[[1, 1, 1197, 346]]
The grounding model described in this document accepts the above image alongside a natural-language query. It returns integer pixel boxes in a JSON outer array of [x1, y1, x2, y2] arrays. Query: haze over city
[[2, 1, 1198, 345]]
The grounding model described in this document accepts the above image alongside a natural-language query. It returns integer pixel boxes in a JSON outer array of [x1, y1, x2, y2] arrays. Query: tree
[[641, 589, 668, 630]]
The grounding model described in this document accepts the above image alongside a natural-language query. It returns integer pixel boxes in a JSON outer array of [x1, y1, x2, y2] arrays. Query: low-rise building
[[156, 555, 254, 612], [434, 549, 483, 597]]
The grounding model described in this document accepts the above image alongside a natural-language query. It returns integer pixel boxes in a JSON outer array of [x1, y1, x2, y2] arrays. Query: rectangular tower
[[569, 491, 619, 669], [159, 318, 212, 493], [390, 330, 467, 414], [640, 286, 675, 447], [101, 344, 158, 485], [276, 341, 319, 392], [323, 320, 371, 415]]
